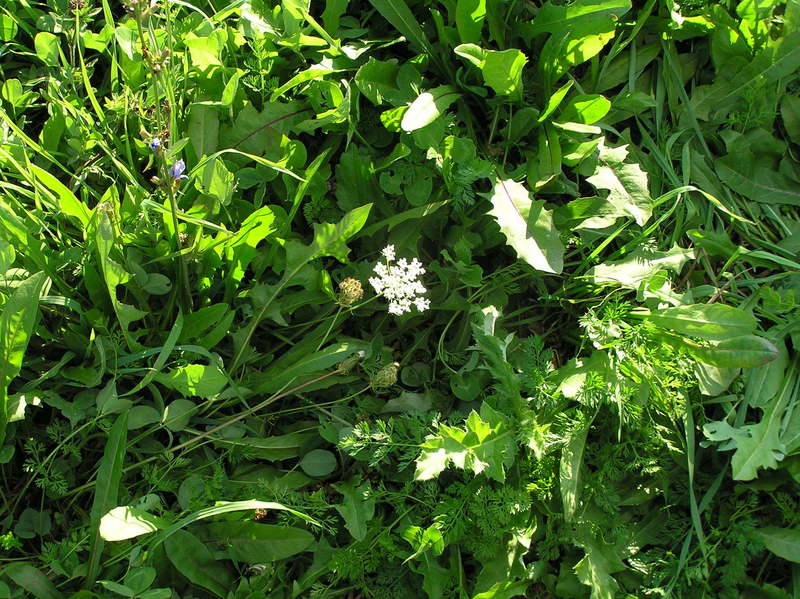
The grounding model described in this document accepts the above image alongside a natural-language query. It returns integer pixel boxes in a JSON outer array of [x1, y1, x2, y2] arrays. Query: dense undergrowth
[[1, 0, 799, 597]]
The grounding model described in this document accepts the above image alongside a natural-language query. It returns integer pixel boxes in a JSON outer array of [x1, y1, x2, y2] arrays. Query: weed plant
[[0, 0, 799, 597]]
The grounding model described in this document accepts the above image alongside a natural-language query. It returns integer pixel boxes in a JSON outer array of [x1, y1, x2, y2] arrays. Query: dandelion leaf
[[587, 140, 653, 226], [488, 178, 564, 274]]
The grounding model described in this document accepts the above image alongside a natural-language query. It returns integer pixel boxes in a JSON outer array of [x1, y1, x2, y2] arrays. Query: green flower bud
[[372, 362, 400, 389]]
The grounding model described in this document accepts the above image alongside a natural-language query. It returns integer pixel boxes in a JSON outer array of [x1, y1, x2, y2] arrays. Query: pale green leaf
[[647, 303, 757, 341], [155, 363, 227, 398], [488, 178, 564, 274], [401, 85, 461, 132], [99, 506, 165, 541], [586, 140, 653, 226]]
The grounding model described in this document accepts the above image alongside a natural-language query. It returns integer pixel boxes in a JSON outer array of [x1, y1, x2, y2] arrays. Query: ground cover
[[0, 0, 799, 597]]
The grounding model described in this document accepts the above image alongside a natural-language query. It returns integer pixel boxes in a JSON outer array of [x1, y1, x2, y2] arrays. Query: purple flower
[[169, 159, 187, 180], [149, 137, 162, 151]]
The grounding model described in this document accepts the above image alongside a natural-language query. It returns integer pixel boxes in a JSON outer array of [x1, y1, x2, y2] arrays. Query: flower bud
[[372, 362, 399, 389]]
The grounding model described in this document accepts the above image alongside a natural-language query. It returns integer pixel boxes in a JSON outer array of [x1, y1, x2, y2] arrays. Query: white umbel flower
[[369, 245, 429, 315]]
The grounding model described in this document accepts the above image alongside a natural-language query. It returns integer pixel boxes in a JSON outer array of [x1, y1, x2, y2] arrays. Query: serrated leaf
[[561, 418, 590, 522], [703, 367, 795, 480], [574, 533, 625, 599], [333, 479, 375, 541], [415, 402, 513, 482], [586, 140, 653, 226], [591, 245, 695, 289], [488, 178, 564, 273]]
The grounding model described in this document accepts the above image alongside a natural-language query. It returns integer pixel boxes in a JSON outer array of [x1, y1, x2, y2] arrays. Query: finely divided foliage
[[0, 0, 798, 598]]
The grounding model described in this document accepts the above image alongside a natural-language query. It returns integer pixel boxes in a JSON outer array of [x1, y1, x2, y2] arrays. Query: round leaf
[[299, 449, 337, 477]]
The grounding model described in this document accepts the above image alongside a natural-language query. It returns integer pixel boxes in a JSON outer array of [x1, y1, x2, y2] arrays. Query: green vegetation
[[1, 0, 799, 596]]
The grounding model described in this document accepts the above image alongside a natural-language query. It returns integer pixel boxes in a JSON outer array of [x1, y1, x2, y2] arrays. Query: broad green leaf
[[0, 15, 18, 41], [456, 0, 486, 43], [717, 157, 800, 206], [745, 339, 789, 407], [454, 44, 527, 99], [86, 413, 128, 584], [299, 449, 337, 477], [219, 206, 277, 291], [127, 406, 161, 429], [401, 86, 461, 132], [102, 500, 313, 545], [185, 31, 224, 69], [3, 563, 60, 599], [34, 32, 59, 67], [200, 522, 314, 562], [99, 506, 166, 541], [539, 18, 616, 80], [188, 105, 220, 159], [756, 527, 800, 563], [527, 0, 631, 36], [685, 335, 779, 368], [781, 95, 800, 144], [165, 530, 231, 598], [252, 342, 367, 395], [195, 156, 234, 205], [162, 399, 197, 432], [271, 64, 344, 101], [472, 581, 528, 599], [355, 58, 400, 105], [558, 94, 611, 124], [647, 303, 757, 341], [487, 178, 564, 274], [333, 479, 376, 541], [309, 203, 372, 263], [0, 272, 47, 445], [586, 140, 653, 226], [155, 363, 227, 398], [539, 81, 574, 121], [214, 432, 314, 461]]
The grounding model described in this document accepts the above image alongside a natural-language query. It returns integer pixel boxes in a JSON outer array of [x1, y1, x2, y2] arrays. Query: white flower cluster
[[369, 245, 430, 316]]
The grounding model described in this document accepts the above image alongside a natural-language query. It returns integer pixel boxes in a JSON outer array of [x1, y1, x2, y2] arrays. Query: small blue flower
[[169, 159, 187, 180], [149, 137, 162, 151]]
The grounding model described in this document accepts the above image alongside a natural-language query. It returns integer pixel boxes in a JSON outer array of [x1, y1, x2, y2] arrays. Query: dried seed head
[[337, 277, 363, 307]]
